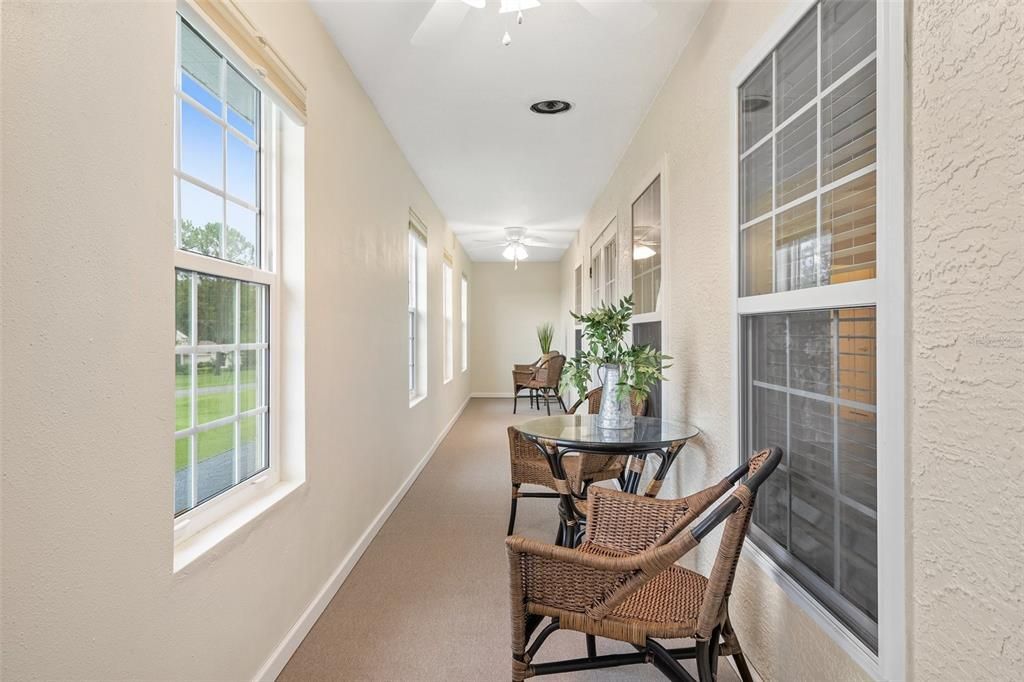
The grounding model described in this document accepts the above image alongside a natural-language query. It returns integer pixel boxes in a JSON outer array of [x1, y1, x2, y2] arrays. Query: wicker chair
[[506, 387, 650, 536], [513, 353, 559, 414], [569, 385, 648, 417], [522, 354, 568, 416], [507, 447, 783, 681], [508, 426, 625, 537]]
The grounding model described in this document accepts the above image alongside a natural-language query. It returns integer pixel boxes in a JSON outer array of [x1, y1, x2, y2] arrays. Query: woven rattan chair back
[[532, 353, 566, 389]]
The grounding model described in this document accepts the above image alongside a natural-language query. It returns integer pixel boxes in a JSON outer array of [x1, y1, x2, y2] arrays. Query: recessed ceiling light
[[530, 100, 572, 115]]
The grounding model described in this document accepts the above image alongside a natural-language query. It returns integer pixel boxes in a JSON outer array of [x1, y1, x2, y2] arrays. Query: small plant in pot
[[562, 295, 670, 429], [536, 322, 554, 355]]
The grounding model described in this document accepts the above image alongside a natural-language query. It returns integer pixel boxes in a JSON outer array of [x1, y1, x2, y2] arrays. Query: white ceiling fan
[[471, 226, 552, 269], [411, 0, 658, 48]]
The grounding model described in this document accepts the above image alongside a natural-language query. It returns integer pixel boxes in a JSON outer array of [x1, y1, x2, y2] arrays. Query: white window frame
[[461, 274, 469, 372], [590, 216, 617, 309], [573, 264, 583, 318], [442, 259, 454, 383], [629, 162, 668, 326], [173, 6, 284, 547], [728, 1, 905, 679], [626, 157, 671, 420], [409, 213, 428, 405]]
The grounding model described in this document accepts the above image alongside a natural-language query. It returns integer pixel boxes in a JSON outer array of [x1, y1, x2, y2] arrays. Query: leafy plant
[[537, 322, 554, 354], [562, 295, 670, 401]]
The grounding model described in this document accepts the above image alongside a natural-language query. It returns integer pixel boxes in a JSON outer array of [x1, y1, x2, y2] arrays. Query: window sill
[[173, 478, 305, 572], [409, 394, 427, 408]]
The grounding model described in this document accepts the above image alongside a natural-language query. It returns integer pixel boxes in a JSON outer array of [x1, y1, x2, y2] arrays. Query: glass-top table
[[517, 415, 699, 452], [517, 415, 701, 547]]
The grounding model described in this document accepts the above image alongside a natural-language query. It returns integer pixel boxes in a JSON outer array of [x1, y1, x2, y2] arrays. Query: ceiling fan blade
[[576, 0, 657, 34], [522, 238, 553, 247], [411, 1, 472, 47]]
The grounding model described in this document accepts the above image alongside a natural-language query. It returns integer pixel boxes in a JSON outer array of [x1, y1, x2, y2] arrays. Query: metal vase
[[597, 364, 635, 430]]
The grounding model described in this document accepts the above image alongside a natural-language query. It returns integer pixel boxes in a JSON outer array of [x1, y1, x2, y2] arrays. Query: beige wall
[[559, 0, 1023, 680], [0, 1, 470, 679], [469, 262, 562, 396], [909, 0, 1024, 678]]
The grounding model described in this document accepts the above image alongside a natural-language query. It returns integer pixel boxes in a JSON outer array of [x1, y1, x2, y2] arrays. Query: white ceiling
[[311, 0, 709, 261]]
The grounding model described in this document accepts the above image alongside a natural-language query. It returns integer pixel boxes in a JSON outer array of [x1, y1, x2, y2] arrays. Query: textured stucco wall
[[909, 0, 1024, 678], [1, 0, 471, 678], [557, 0, 873, 679]]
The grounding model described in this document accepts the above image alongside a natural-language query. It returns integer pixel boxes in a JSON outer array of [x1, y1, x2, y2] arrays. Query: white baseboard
[[252, 394, 472, 681], [470, 392, 514, 398]]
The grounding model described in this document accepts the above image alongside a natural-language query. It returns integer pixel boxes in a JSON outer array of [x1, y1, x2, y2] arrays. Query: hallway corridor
[[279, 399, 742, 681]]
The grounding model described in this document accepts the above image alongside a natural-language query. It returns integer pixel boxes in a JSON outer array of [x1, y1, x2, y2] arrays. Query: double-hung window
[[460, 274, 469, 372], [736, 0, 890, 655], [174, 16, 275, 520], [442, 260, 454, 383], [408, 218, 428, 402]]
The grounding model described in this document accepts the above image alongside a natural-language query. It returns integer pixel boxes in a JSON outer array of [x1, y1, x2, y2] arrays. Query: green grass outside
[[175, 367, 260, 471]]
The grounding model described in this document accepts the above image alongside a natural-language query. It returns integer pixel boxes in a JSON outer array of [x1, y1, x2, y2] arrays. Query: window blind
[[186, 0, 307, 123]]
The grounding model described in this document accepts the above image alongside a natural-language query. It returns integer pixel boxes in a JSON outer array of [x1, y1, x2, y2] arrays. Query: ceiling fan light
[[633, 244, 656, 260], [502, 244, 529, 261]]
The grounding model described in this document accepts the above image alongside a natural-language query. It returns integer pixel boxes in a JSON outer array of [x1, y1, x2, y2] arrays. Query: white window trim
[[461, 274, 469, 373], [442, 260, 454, 384], [727, 1, 906, 680], [626, 156, 670, 328], [173, 4, 287, 550], [590, 216, 618, 310], [409, 211, 429, 406]]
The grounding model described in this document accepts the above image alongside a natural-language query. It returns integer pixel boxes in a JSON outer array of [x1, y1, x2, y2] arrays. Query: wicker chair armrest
[[506, 535, 681, 618], [514, 363, 537, 372], [507, 535, 639, 570]]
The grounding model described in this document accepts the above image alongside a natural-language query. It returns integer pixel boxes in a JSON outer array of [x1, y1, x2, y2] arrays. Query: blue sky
[[179, 72, 258, 256]]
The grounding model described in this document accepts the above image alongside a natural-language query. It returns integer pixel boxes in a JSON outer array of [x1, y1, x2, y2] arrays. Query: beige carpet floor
[[278, 398, 740, 681]]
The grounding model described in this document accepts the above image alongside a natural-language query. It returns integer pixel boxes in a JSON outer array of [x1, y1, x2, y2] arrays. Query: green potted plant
[[536, 322, 554, 355], [562, 295, 669, 429]]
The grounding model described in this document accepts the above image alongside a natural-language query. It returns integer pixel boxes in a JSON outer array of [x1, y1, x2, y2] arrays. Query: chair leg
[[586, 634, 597, 659], [732, 653, 753, 682], [709, 627, 722, 680], [507, 484, 520, 536], [647, 639, 695, 682], [722, 615, 752, 682], [695, 640, 713, 682], [557, 392, 568, 413], [513, 390, 519, 414], [545, 389, 552, 415]]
